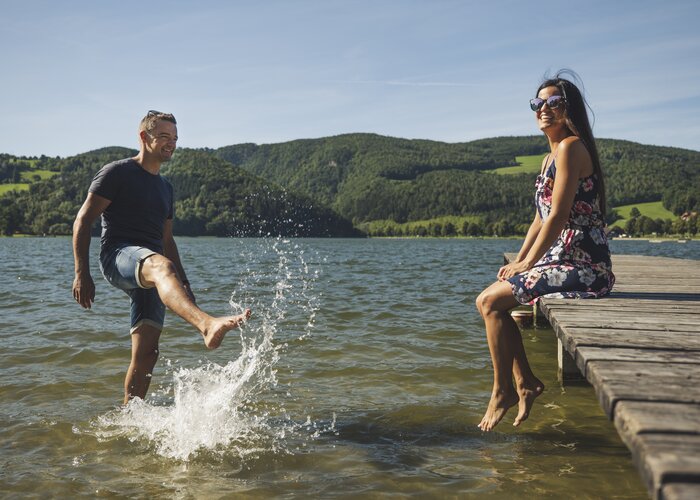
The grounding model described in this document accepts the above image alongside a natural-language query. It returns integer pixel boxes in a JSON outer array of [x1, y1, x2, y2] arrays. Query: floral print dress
[[508, 159, 615, 304]]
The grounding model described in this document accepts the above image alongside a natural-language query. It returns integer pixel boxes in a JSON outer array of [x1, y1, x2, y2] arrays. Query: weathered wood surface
[[504, 252, 700, 500]]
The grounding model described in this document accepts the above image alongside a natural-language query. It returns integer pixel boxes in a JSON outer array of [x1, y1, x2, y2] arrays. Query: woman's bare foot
[[478, 389, 519, 432], [513, 379, 545, 427], [202, 309, 251, 349]]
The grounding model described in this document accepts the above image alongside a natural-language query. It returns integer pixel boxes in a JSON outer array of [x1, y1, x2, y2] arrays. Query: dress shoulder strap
[[540, 154, 551, 176]]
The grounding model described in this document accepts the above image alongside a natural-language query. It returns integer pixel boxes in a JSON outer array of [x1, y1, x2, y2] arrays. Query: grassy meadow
[[0, 184, 29, 195], [359, 215, 483, 235], [492, 154, 546, 175], [20, 169, 57, 182], [610, 201, 677, 228]]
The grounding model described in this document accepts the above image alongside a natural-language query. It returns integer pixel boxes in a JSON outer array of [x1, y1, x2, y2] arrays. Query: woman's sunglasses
[[529, 95, 566, 112]]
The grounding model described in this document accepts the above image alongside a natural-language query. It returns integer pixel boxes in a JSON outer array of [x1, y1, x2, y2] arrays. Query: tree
[[467, 221, 483, 236], [0, 197, 21, 235], [442, 222, 456, 236], [638, 216, 658, 235]]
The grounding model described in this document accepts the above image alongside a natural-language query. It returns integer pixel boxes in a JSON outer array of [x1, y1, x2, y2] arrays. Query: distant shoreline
[[2, 234, 697, 241]]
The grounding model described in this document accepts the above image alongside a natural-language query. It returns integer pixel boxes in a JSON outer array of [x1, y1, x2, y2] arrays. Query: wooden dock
[[505, 253, 700, 500]]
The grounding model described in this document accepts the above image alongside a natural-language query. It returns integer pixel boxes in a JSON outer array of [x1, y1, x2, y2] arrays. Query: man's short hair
[[139, 110, 177, 133]]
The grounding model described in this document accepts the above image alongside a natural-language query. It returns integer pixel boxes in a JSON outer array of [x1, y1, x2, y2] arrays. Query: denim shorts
[[99, 244, 165, 333]]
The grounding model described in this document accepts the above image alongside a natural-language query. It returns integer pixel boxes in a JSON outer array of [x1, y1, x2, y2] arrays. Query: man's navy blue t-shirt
[[89, 158, 174, 253]]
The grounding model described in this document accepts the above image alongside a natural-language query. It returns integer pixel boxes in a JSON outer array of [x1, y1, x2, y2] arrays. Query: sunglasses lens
[[530, 98, 544, 111], [547, 96, 563, 109]]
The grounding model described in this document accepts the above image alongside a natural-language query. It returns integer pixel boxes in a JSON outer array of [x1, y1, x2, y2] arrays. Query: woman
[[475, 71, 614, 432]]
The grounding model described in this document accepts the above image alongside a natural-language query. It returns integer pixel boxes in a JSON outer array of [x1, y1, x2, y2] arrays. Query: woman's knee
[[477, 290, 497, 316], [475, 290, 487, 316], [478, 282, 517, 317]]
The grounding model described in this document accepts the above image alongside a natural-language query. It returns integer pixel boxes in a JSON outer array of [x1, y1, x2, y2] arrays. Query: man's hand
[[73, 272, 96, 309]]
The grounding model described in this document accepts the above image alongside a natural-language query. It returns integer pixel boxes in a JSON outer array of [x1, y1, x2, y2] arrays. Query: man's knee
[[131, 325, 161, 367], [131, 343, 160, 368], [140, 254, 177, 285]]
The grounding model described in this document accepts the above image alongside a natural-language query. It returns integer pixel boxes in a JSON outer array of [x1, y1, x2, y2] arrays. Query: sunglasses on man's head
[[529, 95, 566, 112], [148, 109, 164, 116]]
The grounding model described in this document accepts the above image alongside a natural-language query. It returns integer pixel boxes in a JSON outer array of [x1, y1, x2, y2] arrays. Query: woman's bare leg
[[476, 280, 543, 431], [510, 319, 545, 427]]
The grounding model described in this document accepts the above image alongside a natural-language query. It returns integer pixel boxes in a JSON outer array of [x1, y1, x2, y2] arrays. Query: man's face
[[145, 120, 178, 162]]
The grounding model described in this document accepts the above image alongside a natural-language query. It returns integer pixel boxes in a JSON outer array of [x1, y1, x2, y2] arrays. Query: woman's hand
[[497, 260, 532, 281]]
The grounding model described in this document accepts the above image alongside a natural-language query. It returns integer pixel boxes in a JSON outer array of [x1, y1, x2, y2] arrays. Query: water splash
[[92, 238, 327, 461]]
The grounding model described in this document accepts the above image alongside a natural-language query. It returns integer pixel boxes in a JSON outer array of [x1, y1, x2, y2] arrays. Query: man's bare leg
[[139, 254, 251, 349], [124, 323, 161, 404], [476, 281, 543, 431]]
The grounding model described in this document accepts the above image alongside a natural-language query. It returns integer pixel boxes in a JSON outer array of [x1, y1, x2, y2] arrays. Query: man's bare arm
[[72, 193, 111, 309]]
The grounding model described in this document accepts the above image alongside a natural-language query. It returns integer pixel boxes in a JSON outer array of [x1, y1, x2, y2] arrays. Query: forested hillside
[[0, 147, 358, 237], [214, 134, 549, 214], [1, 134, 698, 237], [214, 134, 700, 235], [161, 149, 357, 236]]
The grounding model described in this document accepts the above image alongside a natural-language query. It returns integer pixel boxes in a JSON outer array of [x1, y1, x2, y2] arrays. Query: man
[[72, 110, 251, 404]]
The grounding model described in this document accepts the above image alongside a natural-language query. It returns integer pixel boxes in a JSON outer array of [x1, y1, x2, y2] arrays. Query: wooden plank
[[585, 360, 700, 417], [545, 314, 700, 330], [615, 402, 700, 499], [576, 347, 700, 377], [543, 302, 700, 312], [542, 300, 700, 312], [608, 293, 700, 300], [613, 278, 700, 283], [555, 328, 700, 351], [616, 433, 700, 500], [544, 306, 700, 316], [554, 322, 700, 334], [611, 287, 700, 293], [661, 483, 700, 500], [614, 401, 700, 435], [505, 252, 700, 498], [612, 255, 699, 263]]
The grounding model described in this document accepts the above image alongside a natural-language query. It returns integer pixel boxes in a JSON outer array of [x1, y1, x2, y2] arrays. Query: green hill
[[1, 134, 698, 237], [610, 201, 679, 233], [493, 154, 547, 175], [0, 147, 358, 237], [214, 134, 700, 229], [214, 134, 551, 227]]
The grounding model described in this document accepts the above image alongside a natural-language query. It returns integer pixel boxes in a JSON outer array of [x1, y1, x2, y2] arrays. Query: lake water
[[2, 236, 697, 498]]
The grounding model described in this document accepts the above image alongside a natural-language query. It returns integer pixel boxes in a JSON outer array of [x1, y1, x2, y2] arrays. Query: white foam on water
[[91, 238, 328, 461]]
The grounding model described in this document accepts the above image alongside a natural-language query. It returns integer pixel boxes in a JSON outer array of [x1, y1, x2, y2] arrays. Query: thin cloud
[[331, 79, 481, 88]]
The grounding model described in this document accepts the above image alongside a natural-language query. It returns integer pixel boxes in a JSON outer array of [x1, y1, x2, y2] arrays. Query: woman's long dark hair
[[537, 70, 606, 215]]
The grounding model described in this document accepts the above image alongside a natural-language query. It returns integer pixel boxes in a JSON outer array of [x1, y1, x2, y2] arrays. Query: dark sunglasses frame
[[529, 95, 566, 112]]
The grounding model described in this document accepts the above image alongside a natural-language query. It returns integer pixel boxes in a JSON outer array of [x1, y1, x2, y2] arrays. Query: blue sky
[[1, 0, 698, 157]]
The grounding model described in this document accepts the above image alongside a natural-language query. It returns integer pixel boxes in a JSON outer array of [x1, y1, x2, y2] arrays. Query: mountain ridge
[[1, 134, 698, 237]]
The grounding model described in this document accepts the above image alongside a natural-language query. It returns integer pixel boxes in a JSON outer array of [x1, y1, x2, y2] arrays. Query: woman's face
[[535, 85, 567, 132]]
